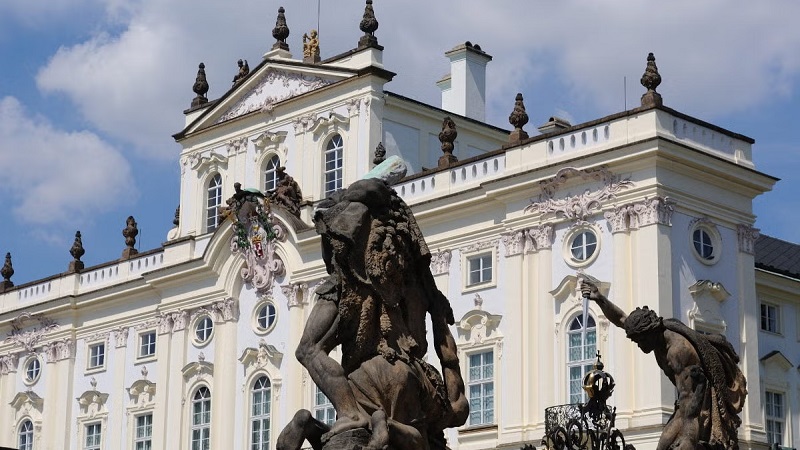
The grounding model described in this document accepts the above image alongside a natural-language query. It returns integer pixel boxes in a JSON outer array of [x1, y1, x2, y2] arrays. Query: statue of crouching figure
[[277, 177, 468, 450]]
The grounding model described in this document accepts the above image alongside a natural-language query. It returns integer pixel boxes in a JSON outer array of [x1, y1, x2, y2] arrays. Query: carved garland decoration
[[525, 166, 633, 222], [216, 69, 334, 123], [4, 313, 59, 353]]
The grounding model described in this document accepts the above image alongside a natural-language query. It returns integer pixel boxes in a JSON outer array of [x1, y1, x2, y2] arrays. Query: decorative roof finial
[[232, 59, 250, 86], [373, 142, 386, 166], [640, 52, 663, 107], [508, 93, 529, 142], [0, 252, 13, 291], [272, 7, 290, 51], [438, 116, 458, 169], [121, 216, 139, 260], [68, 231, 85, 273], [302, 30, 320, 64], [358, 0, 380, 48], [173, 206, 180, 227], [191, 62, 210, 108]]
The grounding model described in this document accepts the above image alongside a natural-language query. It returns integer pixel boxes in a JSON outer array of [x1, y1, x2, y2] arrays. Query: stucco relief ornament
[[430, 249, 451, 275], [525, 166, 633, 222], [224, 183, 286, 295], [5, 313, 59, 353]]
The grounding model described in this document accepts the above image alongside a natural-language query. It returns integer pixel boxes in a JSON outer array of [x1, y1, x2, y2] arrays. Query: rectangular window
[[88, 343, 105, 369], [134, 414, 153, 450], [467, 350, 494, 426], [85, 423, 102, 450], [139, 332, 156, 358], [760, 303, 780, 333], [765, 391, 785, 446], [467, 254, 492, 286], [313, 385, 336, 427]]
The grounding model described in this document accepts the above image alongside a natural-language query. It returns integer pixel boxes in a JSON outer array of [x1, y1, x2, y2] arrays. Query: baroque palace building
[[0, 4, 798, 450]]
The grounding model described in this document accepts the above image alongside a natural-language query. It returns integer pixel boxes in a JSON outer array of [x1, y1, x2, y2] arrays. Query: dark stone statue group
[[264, 171, 746, 450]]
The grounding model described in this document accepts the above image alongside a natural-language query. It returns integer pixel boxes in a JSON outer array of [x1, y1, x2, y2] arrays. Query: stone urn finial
[[68, 230, 85, 273], [121, 216, 139, 259], [640, 52, 663, 107], [373, 142, 386, 166], [358, 0, 379, 48], [0, 252, 13, 291], [191, 62, 210, 108], [438, 116, 458, 168], [508, 92, 529, 142], [173, 206, 180, 227], [272, 6, 290, 51]]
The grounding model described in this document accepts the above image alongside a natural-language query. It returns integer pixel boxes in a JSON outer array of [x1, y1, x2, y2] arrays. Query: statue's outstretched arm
[[580, 281, 627, 328]]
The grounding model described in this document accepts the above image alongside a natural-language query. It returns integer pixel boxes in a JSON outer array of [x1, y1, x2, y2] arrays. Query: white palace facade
[[0, 6, 798, 450]]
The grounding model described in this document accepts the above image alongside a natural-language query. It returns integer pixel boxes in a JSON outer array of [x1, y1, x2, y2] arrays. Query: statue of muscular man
[[580, 281, 746, 450]]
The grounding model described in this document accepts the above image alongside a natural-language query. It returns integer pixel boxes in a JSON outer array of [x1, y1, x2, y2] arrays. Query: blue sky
[[1, 0, 799, 284]]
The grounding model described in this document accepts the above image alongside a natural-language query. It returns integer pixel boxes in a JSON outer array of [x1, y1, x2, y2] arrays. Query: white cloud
[[0, 96, 135, 225], [29, 0, 800, 159]]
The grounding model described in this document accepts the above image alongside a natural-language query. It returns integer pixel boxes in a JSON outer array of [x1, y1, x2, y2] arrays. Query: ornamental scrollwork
[[525, 166, 633, 222], [217, 69, 333, 123], [4, 313, 59, 353], [430, 250, 452, 275]]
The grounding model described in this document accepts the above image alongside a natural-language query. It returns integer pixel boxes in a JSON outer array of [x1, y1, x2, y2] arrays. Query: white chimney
[[436, 42, 492, 122]]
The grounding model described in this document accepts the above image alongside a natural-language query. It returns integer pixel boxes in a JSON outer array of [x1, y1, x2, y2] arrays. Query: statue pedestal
[[322, 428, 382, 450]]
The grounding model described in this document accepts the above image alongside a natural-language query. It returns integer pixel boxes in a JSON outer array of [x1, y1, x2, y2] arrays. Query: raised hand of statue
[[580, 280, 604, 302]]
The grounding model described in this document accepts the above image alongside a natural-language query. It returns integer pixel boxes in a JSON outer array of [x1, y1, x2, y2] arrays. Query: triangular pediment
[[185, 60, 353, 134]]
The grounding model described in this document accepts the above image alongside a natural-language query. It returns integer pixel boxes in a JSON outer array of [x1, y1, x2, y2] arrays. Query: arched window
[[206, 174, 223, 232], [567, 314, 596, 404], [191, 387, 211, 450], [324, 134, 344, 196], [18, 420, 33, 450], [251, 376, 272, 450], [264, 155, 281, 193]]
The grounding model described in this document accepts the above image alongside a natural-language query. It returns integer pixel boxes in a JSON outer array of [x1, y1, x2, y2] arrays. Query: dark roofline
[[755, 233, 800, 280], [173, 58, 393, 141], [384, 91, 509, 135], [321, 43, 385, 65]]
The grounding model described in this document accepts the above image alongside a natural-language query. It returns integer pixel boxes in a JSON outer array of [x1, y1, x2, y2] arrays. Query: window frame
[[465, 349, 495, 427], [253, 300, 278, 335], [462, 246, 498, 293], [137, 330, 157, 360], [323, 134, 344, 197], [765, 390, 785, 446], [689, 220, 722, 265], [192, 315, 214, 347], [86, 342, 106, 372], [563, 225, 601, 268], [264, 154, 281, 193], [84, 422, 102, 450], [206, 173, 223, 233], [24, 356, 42, 385], [18, 419, 34, 450], [566, 313, 597, 404], [190, 386, 211, 450], [250, 376, 272, 450], [133, 413, 153, 450], [313, 384, 336, 427], [760, 302, 781, 334]]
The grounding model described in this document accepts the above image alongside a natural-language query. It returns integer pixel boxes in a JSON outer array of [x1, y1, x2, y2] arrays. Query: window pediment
[[457, 310, 502, 345], [310, 112, 350, 139], [182, 360, 214, 383], [127, 379, 156, 409], [77, 390, 109, 420], [687, 280, 730, 333], [239, 339, 284, 372], [10, 391, 43, 415]]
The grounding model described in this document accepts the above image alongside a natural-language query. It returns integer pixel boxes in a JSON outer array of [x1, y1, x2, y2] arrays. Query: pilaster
[[41, 337, 75, 450], [499, 230, 525, 439], [529, 225, 554, 426], [736, 224, 767, 444], [211, 299, 238, 449]]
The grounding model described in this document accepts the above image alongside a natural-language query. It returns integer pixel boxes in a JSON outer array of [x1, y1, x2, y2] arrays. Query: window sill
[[85, 366, 106, 375], [135, 355, 157, 364], [459, 424, 498, 434]]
